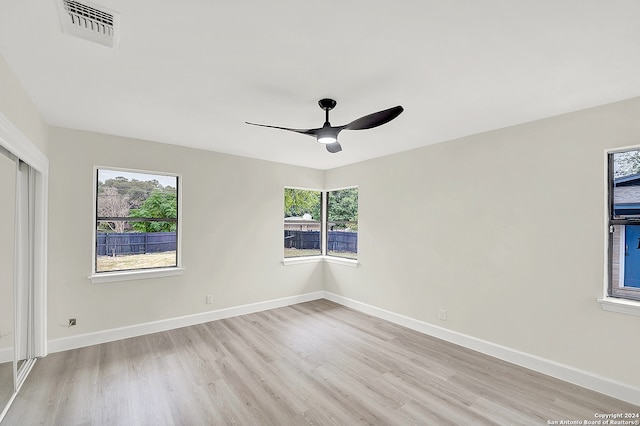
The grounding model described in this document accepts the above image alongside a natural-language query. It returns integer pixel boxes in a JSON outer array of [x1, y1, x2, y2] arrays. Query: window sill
[[89, 267, 185, 284], [282, 256, 323, 266], [324, 256, 359, 267], [282, 256, 359, 267], [597, 297, 640, 316]]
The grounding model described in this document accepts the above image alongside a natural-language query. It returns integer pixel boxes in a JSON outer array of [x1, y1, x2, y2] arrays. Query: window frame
[[283, 186, 324, 259], [600, 149, 640, 314], [89, 166, 183, 283], [325, 186, 358, 259], [607, 152, 640, 301], [282, 185, 358, 267]]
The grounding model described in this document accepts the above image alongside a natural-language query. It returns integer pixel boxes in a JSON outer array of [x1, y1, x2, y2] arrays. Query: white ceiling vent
[[57, 0, 120, 49]]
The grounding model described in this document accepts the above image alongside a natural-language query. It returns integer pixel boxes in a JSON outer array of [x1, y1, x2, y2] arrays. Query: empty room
[[1, 1, 639, 424]]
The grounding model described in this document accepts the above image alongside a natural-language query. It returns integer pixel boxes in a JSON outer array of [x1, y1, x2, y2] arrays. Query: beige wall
[[0, 153, 16, 352], [324, 97, 640, 388], [0, 55, 47, 154], [47, 127, 324, 340], [0, 53, 46, 355]]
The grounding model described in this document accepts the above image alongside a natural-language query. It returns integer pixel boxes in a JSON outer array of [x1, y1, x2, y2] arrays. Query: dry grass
[[96, 251, 176, 272], [284, 248, 321, 258]]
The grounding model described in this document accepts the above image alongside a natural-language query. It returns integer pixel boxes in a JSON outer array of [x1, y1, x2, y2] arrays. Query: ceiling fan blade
[[343, 105, 404, 131], [245, 122, 318, 137], [326, 142, 342, 153]]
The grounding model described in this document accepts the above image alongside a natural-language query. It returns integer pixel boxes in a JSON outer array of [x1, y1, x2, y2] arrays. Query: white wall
[[324, 97, 640, 389], [0, 53, 47, 359], [0, 153, 15, 353], [47, 127, 324, 340], [0, 55, 47, 155]]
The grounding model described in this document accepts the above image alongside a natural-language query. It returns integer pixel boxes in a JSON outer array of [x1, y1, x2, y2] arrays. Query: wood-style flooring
[[3, 300, 638, 425]]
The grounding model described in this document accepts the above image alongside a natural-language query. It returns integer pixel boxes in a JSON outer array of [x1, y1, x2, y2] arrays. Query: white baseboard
[[323, 291, 640, 406], [48, 291, 324, 354]]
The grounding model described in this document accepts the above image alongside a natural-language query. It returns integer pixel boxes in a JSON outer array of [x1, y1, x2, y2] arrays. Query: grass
[[284, 248, 322, 258], [96, 251, 176, 272]]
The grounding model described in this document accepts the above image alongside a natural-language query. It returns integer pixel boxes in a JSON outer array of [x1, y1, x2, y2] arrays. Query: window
[[326, 187, 358, 259], [282, 186, 358, 262], [608, 150, 640, 302], [94, 168, 179, 274], [284, 188, 322, 258]]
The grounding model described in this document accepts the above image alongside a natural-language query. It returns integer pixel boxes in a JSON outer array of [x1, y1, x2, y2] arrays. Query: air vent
[[57, 0, 120, 49]]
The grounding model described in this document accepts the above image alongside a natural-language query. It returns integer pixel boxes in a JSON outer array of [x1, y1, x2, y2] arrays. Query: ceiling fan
[[245, 99, 404, 153]]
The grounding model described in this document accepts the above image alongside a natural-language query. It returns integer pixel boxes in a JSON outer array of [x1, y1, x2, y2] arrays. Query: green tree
[[328, 188, 358, 230], [284, 188, 321, 220], [130, 190, 177, 232], [328, 188, 358, 221]]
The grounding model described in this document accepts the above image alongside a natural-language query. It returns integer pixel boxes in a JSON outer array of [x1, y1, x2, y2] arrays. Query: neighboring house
[[612, 173, 640, 288], [283, 214, 321, 231]]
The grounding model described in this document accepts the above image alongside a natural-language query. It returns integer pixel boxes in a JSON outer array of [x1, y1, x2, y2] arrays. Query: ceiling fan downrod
[[318, 98, 337, 124]]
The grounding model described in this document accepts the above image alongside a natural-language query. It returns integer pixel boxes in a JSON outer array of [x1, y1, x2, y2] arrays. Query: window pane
[[612, 151, 640, 219], [611, 225, 640, 290], [95, 228, 177, 272], [327, 188, 358, 258], [96, 169, 178, 273], [610, 151, 640, 300], [284, 188, 322, 258]]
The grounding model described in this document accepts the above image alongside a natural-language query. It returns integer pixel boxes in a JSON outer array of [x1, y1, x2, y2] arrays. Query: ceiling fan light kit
[[316, 126, 338, 145], [246, 99, 404, 153]]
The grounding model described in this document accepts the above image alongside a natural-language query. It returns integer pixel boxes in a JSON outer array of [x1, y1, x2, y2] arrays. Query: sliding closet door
[[15, 161, 36, 378], [0, 149, 16, 415], [0, 114, 47, 422]]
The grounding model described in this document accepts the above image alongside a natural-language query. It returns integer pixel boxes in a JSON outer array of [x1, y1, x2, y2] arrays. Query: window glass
[[327, 187, 358, 259], [284, 188, 322, 258], [609, 150, 640, 301], [96, 169, 178, 273]]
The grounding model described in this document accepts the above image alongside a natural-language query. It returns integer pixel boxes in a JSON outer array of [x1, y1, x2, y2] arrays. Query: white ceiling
[[1, 1, 640, 170]]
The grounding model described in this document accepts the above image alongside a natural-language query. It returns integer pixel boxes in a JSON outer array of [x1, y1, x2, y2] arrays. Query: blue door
[[624, 225, 640, 288]]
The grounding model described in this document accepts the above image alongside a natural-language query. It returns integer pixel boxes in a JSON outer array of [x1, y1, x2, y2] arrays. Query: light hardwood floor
[[3, 300, 638, 425]]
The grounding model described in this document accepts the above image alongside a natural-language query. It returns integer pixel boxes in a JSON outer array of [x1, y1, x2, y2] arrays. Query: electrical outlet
[[206, 295, 213, 305], [438, 310, 447, 321], [69, 318, 77, 327]]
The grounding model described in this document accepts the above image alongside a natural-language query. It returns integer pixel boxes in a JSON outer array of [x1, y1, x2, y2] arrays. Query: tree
[[328, 188, 358, 224], [98, 177, 163, 208], [130, 190, 177, 232], [284, 188, 321, 220], [614, 151, 640, 178], [97, 186, 130, 233]]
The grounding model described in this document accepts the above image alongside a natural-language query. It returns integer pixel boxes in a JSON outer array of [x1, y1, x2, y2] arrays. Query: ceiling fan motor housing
[[318, 98, 337, 111]]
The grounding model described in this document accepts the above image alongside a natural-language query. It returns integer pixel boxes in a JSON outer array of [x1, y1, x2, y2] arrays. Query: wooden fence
[[97, 232, 176, 256], [327, 231, 358, 253], [284, 230, 357, 253]]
